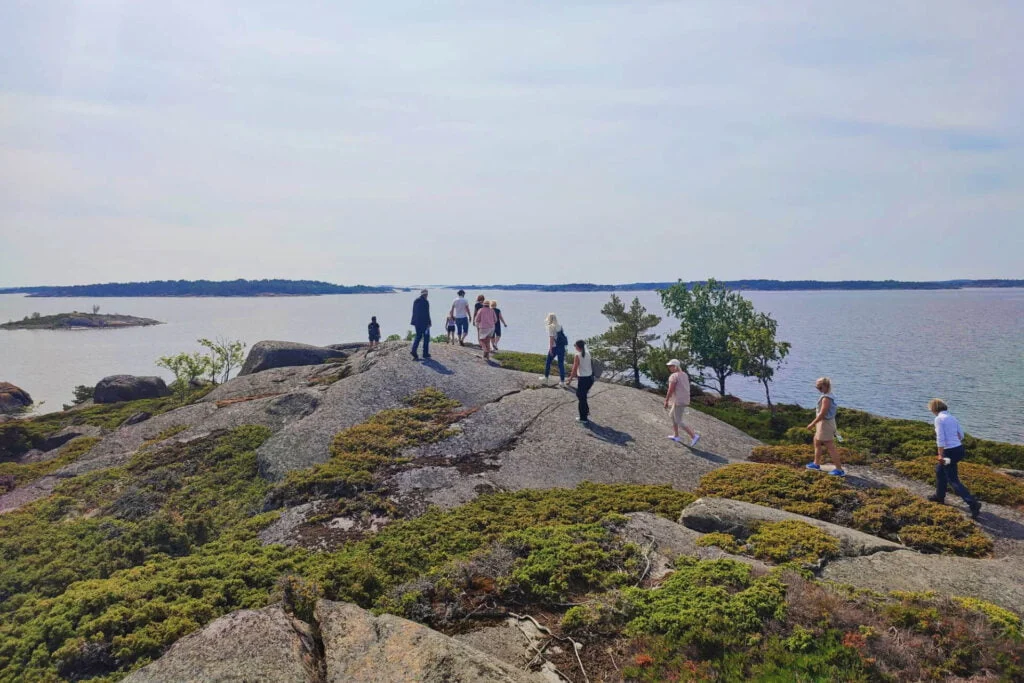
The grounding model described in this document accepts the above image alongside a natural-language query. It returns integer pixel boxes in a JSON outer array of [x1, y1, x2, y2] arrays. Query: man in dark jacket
[[410, 289, 431, 360]]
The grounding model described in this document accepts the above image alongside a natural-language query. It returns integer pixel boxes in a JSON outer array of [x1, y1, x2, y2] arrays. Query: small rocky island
[[1, 312, 163, 330]]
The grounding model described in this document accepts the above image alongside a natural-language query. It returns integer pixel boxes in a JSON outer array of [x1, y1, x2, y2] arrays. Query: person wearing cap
[[410, 289, 432, 360], [449, 289, 472, 346], [664, 359, 700, 447]]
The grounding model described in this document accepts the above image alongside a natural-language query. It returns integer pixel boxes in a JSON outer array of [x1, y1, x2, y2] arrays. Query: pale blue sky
[[1, 1, 1021, 286]]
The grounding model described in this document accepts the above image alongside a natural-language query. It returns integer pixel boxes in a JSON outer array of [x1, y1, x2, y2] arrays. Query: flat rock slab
[[822, 550, 1024, 617], [679, 497, 904, 558], [316, 600, 544, 682], [619, 512, 771, 574], [123, 606, 313, 682]]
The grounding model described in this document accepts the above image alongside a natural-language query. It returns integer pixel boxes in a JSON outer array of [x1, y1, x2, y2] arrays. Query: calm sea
[[1, 289, 1021, 444]]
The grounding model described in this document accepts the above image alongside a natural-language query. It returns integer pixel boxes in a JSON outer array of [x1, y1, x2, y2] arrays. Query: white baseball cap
[[666, 359, 682, 367]]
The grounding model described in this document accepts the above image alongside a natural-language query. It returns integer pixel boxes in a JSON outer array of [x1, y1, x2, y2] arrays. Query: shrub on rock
[[697, 463, 991, 557], [750, 444, 867, 466], [894, 457, 1024, 507]]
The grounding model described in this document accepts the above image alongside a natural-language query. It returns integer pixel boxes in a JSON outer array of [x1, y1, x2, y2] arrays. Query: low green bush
[[492, 351, 550, 375], [697, 463, 991, 557], [0, 436, 100, 487], [749, 443, 867, 467], [696, 521, 840, 565], [894, 457, 1024, 507]]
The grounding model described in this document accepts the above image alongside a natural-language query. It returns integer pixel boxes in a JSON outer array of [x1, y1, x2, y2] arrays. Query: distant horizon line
[[1, 277, 1023, 297]]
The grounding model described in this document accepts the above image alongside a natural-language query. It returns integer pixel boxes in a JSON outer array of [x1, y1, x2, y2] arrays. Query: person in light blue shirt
[[927, 398, 981, 519]]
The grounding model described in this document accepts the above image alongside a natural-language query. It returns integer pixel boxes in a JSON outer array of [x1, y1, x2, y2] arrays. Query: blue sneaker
[[806, 463, 821, 471], [830, 469, 846, 477]]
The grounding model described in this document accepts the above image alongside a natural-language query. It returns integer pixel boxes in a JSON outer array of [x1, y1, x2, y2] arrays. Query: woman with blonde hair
[[539, 313, 567, 386], [806, 377, 845, 476], [490, 300, 508, 351]]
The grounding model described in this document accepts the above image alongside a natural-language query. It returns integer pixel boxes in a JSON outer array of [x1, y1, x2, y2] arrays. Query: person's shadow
[[421, 359, 454, 375], [584, 422, 634, 446], [688, 447, 728, 464]]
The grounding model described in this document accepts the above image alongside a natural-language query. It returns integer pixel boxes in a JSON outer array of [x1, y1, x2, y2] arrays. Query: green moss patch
[[697, 463, 992, 557], [699, 520, 840, 566], [692, 399, 1024, 469], [894, 457, 1024, 507], [268, 388, 462, 507], [0, 436, 100, 488], [749, 443, 867, 466], [492, 351, 550, 375]]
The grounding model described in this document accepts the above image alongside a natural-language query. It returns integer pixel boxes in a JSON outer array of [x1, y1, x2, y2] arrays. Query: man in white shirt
[[449, 290, 472, 346], [927, 398, 981, 519]]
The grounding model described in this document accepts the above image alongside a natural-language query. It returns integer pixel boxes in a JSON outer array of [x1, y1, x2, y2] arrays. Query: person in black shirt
[[410, 289, 432, 360], [367, 316, 381, 350]]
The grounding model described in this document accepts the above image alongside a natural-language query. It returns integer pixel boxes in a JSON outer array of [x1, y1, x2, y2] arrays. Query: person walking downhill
[[927, 399, 982, 519], [490, 300, 508, 351], [449, 290, 472, 346], [410, 289, 431, 361], [474, 300, 498, 360], [566, 339, 594, 424], [539, 313, 567, 387], [664, 359, 700, 447], [806, 377, 845, 476], [367, 316, 381, 350]]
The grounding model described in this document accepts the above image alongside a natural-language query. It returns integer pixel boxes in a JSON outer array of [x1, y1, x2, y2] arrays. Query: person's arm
[[567, 355, 580, 384], [936, 417, 947, 461], [499, 313, 507, 326], [807, 398, 829, 430], [665, 374, 675, 408], [548, 332, 555, 352]]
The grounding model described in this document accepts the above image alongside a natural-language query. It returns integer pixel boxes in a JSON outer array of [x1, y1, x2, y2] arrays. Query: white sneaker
[[690, 433, 701, 448], [558, 381, 565, 388], [538, 376, 548, 384], [667, 435, 681, 442]]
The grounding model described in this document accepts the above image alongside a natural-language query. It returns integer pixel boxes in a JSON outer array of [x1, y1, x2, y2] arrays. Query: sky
[[1, 1, 1022, 287]]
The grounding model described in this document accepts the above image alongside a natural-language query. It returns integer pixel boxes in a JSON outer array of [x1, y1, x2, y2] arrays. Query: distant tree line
[[0, 279, 393, 297], [447, 279, 1024, 293]]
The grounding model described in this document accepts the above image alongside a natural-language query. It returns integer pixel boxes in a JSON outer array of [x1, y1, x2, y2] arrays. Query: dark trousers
[[544, 346, 566, 381], [576, 376, 594, 421], [935, 445, 978, 505], [412, 325, 430, 356]]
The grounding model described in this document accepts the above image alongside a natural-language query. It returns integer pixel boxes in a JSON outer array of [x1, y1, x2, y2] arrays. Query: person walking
[[539, 313, 567, 386], [410, 289, 431, 361], [664, 359, 700, 447], [367, 316, 381, 350], [445, 313, 457, 344], [806, 377, 844, 476], [474, 300, 498, 360], [927, 399, 982, 519], [490, 300, 508, 351], [566, 339, 594, 424], [449, 290, 472, 346]]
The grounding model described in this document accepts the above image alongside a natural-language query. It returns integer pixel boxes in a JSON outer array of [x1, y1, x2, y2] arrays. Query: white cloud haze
[[1, 0, 1022, 286]]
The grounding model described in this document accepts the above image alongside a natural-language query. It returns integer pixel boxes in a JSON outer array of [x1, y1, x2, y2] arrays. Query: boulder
[[0, 382, 32, 413], [93, 375, 171, 404], [620, 512, 770, 572], [822, 551, 1024, 617], [123, 605, 315, 682], [316, 600, 543, 682], [240, 341, 347, 376], [37, 425, 103, 452], [679, 497, 904, 558]]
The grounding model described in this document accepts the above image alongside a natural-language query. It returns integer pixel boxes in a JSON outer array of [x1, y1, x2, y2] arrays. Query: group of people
[[384, 290, 984, 518], [804, 377, 981, 518]]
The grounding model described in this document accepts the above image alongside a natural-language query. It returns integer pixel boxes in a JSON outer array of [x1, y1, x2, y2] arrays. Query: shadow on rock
[[584, 422, 634, 446], [689, 447, 729, 464], [421, 359, 455, 376]]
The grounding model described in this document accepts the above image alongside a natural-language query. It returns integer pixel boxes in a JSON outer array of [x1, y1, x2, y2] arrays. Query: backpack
[[555, 327, 568, 348]]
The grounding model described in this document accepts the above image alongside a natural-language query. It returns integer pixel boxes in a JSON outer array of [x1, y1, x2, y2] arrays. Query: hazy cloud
[[1, 0, 1021, 285]]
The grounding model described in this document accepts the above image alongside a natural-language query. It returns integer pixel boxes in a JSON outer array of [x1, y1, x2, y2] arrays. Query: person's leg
[[557, 347, 566, 382], [945, 448, 978, 506], [932, 460, 949, 502], [492, 333, 499, 350], [422, 328, 430, 357], [543, 349, 553, 379], [827, 440, 843, 471], [578, 377, 592, 421], [411, 329, 421, 357], [812, 439, 824, 467], [670, 405, 681, 439]]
